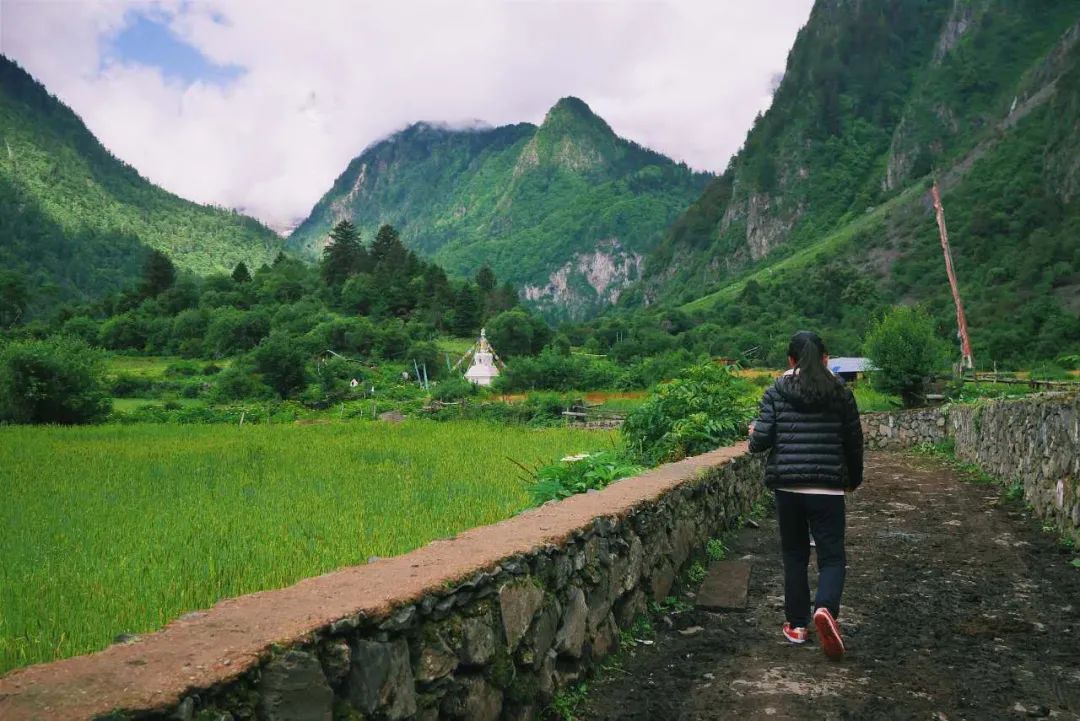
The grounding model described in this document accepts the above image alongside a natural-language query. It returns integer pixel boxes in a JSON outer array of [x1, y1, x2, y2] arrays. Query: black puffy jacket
[[748, 374, 864, 491]]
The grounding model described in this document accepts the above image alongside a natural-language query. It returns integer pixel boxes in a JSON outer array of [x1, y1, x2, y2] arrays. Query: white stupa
[[464, 328, 500, 386]]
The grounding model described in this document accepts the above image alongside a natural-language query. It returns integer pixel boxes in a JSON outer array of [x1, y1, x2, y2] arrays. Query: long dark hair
[[787, 331, 843, 406]]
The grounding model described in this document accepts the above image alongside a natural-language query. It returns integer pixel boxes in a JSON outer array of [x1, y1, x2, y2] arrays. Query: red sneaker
[[813, 607, 845, 660], [782, 623, 808, 644]]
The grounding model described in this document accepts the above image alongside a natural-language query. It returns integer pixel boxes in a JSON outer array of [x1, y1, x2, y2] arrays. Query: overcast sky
[[1, 0, 813, 230]]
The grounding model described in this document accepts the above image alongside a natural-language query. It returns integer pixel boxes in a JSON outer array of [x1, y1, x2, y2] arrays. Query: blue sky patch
[[102, 10, 244, 86]]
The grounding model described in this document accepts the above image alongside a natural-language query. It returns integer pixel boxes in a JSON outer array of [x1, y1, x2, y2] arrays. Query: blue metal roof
[[829, 357, 875, 374]]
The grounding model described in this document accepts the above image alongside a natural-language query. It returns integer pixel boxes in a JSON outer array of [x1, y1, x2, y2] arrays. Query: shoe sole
[[814, 609, 845, 660]]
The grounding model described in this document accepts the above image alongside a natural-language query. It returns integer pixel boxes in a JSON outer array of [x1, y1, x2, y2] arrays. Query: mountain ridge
[[287, 96, 712, 320], [0, 55, 284, 317], [615, 0, 1080, 366]]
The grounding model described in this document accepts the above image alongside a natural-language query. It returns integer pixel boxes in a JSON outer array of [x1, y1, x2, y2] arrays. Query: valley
[[0, 2, 1078, 718]]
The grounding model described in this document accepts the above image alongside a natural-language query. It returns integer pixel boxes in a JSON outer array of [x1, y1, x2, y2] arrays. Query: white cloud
[[0, 0, 812, 229]]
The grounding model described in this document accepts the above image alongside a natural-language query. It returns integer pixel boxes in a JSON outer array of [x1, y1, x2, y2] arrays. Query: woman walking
[[748, 331, 864, 660]]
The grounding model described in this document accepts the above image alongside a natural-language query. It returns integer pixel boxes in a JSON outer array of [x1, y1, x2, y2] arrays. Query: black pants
[[774, 490, 846, 627]]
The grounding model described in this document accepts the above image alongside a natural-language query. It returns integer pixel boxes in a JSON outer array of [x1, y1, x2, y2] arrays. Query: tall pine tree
[[321, 220, 364, 287], [231, 261, 252, 283], [369, 224, 409, 273], [140, 249, 176, 298]]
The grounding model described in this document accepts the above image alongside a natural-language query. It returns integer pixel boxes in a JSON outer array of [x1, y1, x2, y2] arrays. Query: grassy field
[[0, 421, 610, 673]]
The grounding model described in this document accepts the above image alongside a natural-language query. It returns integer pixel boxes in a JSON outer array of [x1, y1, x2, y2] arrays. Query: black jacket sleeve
[[748, 386, 778, 453], [841, 389, 864, 489]]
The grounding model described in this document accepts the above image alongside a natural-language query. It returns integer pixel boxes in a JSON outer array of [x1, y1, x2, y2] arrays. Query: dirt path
[[581, 452, 1080, 721]]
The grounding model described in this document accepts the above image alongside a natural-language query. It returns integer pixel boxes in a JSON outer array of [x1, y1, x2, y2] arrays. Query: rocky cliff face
[[522, 239, 644, 320]]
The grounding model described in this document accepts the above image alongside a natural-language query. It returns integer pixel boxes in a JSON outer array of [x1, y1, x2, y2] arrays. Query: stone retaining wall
[[0, 446, 765, 721], [862, 393, 1080, 542]]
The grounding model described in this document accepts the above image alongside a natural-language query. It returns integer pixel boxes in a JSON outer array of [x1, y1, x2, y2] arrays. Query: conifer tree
[[140, 249, 176, 298], [321, 220, 363, 287], [451, 282, 483, 336], [370, 224, 409, 272], [475, 265, 497, 293], [231, 261, 252, 283]]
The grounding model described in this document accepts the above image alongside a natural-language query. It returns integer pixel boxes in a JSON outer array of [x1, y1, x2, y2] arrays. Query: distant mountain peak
[[541, 96, 613, 135]]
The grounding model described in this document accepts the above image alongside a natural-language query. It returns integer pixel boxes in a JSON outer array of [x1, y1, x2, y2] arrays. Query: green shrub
[[1029, 363, 1070, 381], [486, 309, 552, 358], [108, 372, 154, 398], [526, 451, 643, 506], [622, 362, 755, 465], [707, 538, 727, 561], [0, 336, 112, 424], [251, 332, 308, 398], [496, 349, 620, 391], [863, 306, 951, 408], [212, 364, 273, 403], [429, 376, 477, 402]]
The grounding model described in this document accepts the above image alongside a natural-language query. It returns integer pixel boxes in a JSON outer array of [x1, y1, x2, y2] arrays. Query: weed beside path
[[581, 452, 1080, 721]]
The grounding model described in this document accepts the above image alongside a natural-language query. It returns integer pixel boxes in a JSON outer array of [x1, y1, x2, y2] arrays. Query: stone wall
[[861, 406, 949, 450], [862, 393, 1080, 542], [0, 446, 765, 721]]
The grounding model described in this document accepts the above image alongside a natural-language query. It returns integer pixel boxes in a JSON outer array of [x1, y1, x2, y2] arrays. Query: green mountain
[[0, 56, 283, 318], [627, 0, 1080, 367], [288, 97, 711, 319]]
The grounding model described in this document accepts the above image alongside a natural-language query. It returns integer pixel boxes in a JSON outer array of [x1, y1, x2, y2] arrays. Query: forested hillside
[[288, 97, 711, 320], [619, 0, 1080, 367], [0, 56, 283, 320]]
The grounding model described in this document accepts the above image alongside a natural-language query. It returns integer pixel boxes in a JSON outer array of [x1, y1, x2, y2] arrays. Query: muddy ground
[[581, 452, 1080, 721]]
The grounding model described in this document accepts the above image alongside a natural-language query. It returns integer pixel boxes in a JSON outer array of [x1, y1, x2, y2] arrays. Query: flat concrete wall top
[[0, 444, 749, 721]]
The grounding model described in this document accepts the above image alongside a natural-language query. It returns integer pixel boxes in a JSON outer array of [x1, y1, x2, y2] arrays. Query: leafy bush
[[496, 349, 620, 391], [212, 364, 274, 403], [1029, 363, 1070, 381], [525, 451, 644, 506], [0, 336, 112, 424], [109, 372, 155, 398], [622, 362, 755, 465], [863, 306, 952, 407], [429, 376, 478, 403], [486, 309, 552, 358], [251, 332, 308, 398]]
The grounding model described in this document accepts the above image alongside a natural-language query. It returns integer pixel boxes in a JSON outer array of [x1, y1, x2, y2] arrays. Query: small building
[[828, 357, 875, 384], [465, 329, 500, 386]]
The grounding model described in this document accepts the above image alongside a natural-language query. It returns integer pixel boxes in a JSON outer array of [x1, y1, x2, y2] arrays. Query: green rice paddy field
[[0, 421, 610, 673]]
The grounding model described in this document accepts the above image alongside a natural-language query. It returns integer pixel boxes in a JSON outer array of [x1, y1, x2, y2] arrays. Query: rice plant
[[0, 420, 609, 672]]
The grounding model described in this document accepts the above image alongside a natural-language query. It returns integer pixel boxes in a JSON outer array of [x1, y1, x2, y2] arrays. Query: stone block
[[613, 588, 646, 629], [443, 675, 502, 721], [415, 638, 458, 684], [649, 562, 675, 603], [589, 612, 619, 661], [499, 580, 545, 652], [318, 638, 351, 688], [257, 649, 333, 721], [696, 560, 751, 611], [501, 703, 538, 721], [555, 586, 587, 658], [460, 613, 497, 666], [518, 598, 559, 669], [348, 639, 417, 720]]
